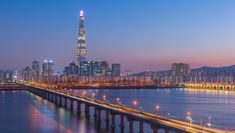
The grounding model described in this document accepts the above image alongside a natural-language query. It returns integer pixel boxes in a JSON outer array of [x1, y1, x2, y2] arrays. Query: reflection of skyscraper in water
[[77, 10, 87, 63]]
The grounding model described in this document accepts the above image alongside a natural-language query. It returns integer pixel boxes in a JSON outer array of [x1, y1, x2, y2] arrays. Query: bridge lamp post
[[102, 95, 106, 101], [186, 112, 192, 124], [200, 119, 203, 129], [208, 116, 211, 127], [165, 112, 170, 125]]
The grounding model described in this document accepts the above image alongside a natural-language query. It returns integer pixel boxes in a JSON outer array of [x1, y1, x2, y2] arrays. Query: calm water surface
[[0, 88, 234, 133]]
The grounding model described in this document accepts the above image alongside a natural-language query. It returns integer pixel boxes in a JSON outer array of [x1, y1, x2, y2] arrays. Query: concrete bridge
[[24, 83, 232, 133], [0, 83, 26, 90], [181, 83, 235, 91]]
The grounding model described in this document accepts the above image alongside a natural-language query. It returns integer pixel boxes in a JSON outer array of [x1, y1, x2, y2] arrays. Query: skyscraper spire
[[77, 10, 87, 63]]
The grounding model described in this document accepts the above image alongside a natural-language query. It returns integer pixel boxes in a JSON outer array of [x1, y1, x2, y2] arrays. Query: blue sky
[[1, 0, 235, 72]]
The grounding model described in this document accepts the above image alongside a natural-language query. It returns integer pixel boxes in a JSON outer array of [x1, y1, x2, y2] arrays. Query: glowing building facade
[[77, 10, 87, 63]]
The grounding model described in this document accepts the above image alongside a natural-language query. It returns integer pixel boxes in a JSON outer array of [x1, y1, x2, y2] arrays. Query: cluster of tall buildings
[[19, 10, 121, 83], [0, 70, 15, 83], [63, 61, 120, 77], [22, 60, 54, 82], [61, 10, 121, 82]]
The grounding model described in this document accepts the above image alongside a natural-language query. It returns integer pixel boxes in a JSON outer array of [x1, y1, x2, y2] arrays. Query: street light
[[208, 116, 211, 127], [165, 112, 170, 125], [186, 112, 192, 124], [103, 95, 106, 101]]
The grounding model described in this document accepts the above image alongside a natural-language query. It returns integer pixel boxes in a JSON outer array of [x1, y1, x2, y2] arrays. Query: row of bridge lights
[[77, 90, 213, 127]]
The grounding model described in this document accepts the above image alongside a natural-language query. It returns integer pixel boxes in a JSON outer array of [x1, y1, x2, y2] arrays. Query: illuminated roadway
[[26, 84, 234, 133]]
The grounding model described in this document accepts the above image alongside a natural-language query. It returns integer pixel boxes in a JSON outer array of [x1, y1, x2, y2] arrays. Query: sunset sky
[[1, 0, 235, 72]]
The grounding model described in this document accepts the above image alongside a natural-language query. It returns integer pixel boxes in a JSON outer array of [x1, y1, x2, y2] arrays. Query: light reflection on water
[[0, 91, 99, 133]]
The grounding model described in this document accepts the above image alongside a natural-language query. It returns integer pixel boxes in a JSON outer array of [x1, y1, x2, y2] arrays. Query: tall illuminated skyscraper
[[77, 10, 87, 63]]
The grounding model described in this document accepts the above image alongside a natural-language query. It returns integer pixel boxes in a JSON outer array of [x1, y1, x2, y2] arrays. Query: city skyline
[[1, 0, 235, 72]]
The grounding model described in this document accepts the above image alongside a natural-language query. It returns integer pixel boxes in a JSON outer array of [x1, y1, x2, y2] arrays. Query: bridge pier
[[128, 118, 134, 133], [70, 99, 74, 111], [119, 115, 125, 133], [43, 92, 47, 99], [64, 97, 67, 109], [59, 96, 62, 107], [94, 107, 98, 122], [165, 128, 170, 133], [139, 120, 144, 133], [77, 101, 81, 116], [97, 108, 101, 130], [50, 93, 53, 102], [85, 104, 90, 120], [47, 93, 50, 101], [105, 110, 110, 132], [111, 112, 116, 133], [55, 94, 58, 105], [151, 125, 159, 133]]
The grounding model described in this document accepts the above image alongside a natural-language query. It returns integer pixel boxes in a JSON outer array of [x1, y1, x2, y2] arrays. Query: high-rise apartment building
[[42, 60, 54, 82], [69, 61, 78, 75], [32, 61, 40, 81], [100, 61, 110, 76], [171, 63, 191, 82], [112, 64, 121, 77]]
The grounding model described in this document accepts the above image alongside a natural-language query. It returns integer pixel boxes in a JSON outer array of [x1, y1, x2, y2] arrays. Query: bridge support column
[[94, 107, 98, 122], [97, 108, 101, 130], [50, 94, 52, 102], [165, 128, 169, 133], [139, 121, 144, 133], [46, 93, 49, 100], [128, 118, 134, 133], [54, 94, 57, 103], [111, 112, 116, 133], [52, 94, 54, 102], [50, 94, 53, 102], [77, 101, 81, 116], [105, 110, 110, 132], [59, 96, 62, 107], [151, 125, 159, 133], [119, 115, 125, 133], [70, 99, 74, 111], [85, 104, 90, 120], [64, 98, 67, 109], [48, 93, 50, 101], [43, 92, 46, 99]]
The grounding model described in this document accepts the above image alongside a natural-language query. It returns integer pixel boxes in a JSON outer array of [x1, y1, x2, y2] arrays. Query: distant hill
[[132, 65, 235, 76], [192, 65, 235, 72]]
